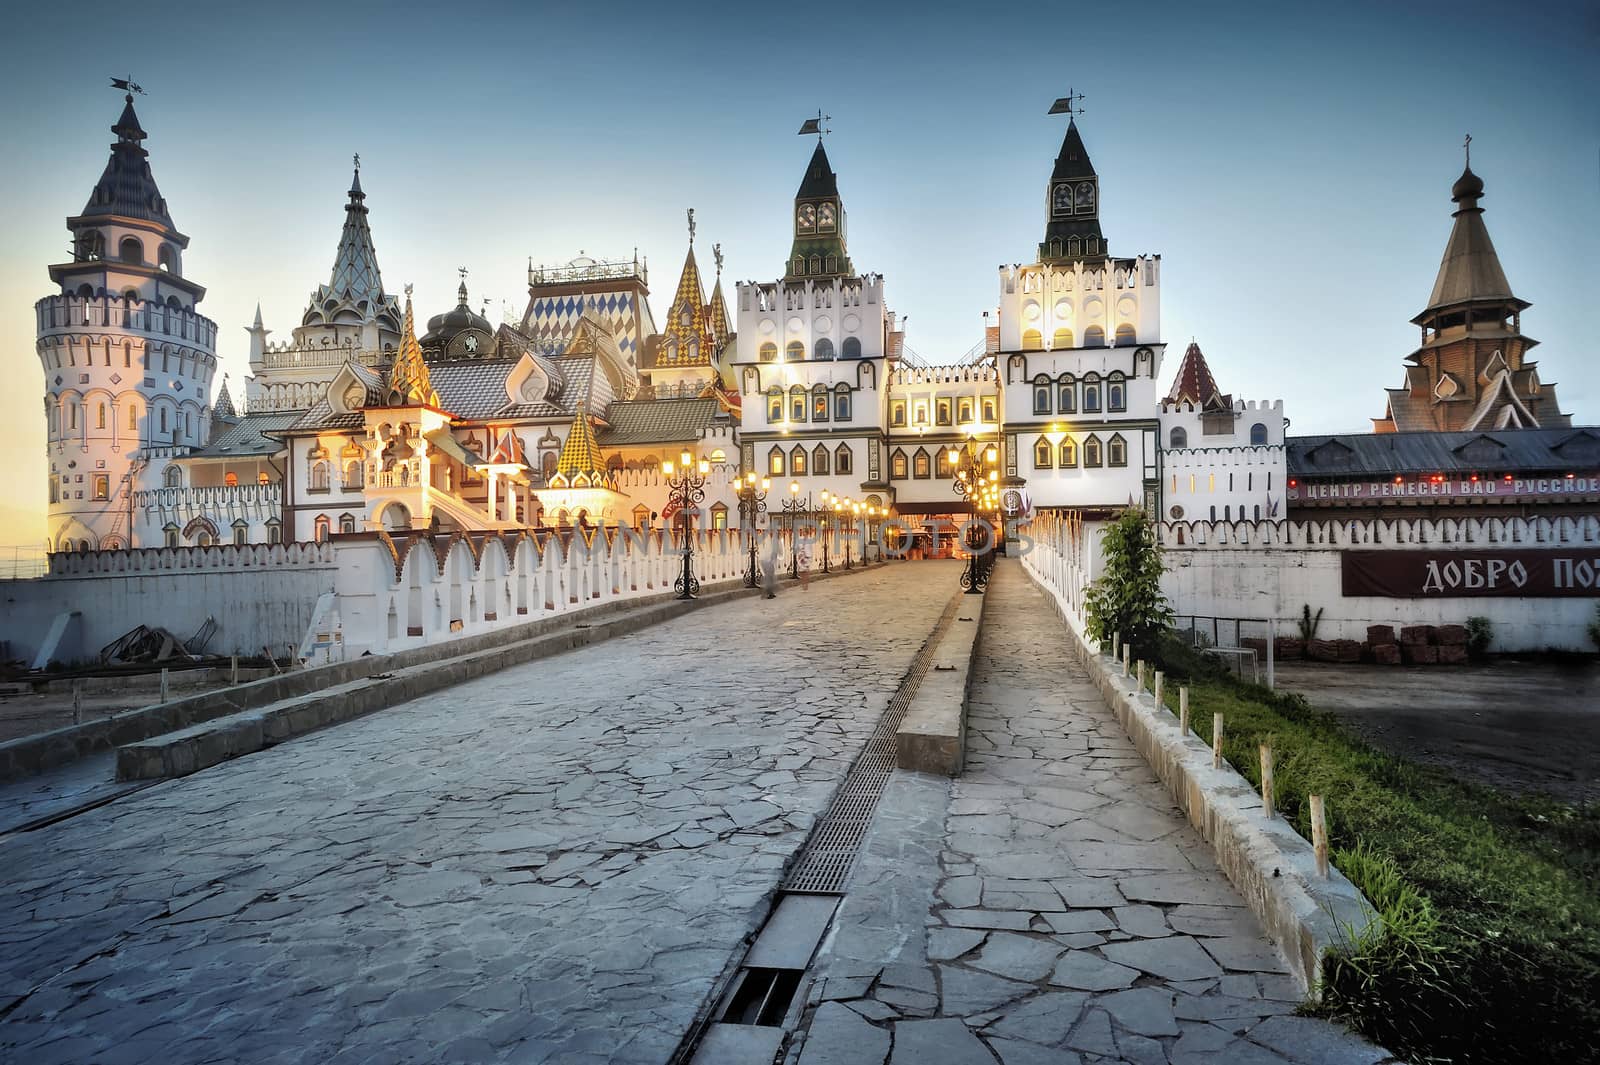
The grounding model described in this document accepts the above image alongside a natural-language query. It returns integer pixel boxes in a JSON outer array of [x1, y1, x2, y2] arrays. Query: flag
[[798, 118, 821, 136]]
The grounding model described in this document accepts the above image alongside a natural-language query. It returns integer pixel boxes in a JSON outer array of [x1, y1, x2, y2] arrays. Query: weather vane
[[353, 152, 360, 172], [687, 207, 696, 245], [458, 266, 468, 284], [1463, 133, 1472, 168], [713, 242, 723, 276], [109, 75, 144, 97], [1047, 88, 1087, 117], [798, 110, 832, 138]]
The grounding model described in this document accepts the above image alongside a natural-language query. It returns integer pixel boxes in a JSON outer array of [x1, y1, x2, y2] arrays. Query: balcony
[[36, 294, 217, 349], [259, 344, 383, 371]]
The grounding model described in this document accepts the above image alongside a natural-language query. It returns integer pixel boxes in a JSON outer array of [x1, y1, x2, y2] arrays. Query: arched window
[[767, 386, 783, 421], [1250, 422, 1268, 445], [814, 338, 835, 360], [339, 513, 356, 534], [812, 384, 830, 422], [78, 231, 105, 261], [163, 523, 179, 548], [793, 256, 805, 275], [710, 448, 727, 462], [1084, 325, 1105, 347], [1107, 371, 1127, 412], [812, 444, 830, 476], [1108, 434, 1128, 467], [912, 448, 931, 479], [759, 342, 778, 362], [632, 504, 651, 528], [1082, 374, 1102, 413], [163, 465, 183, 488], [1052, 327, 1073, 349], [1170, 426, 1188, 448], [842, 336, 862, 358], [785, 340, 805, 362], [834, 383, 851, 421], [1022, 329, 1043, 351], [791, 446, 807, 475], [768, 446, 785, 476], [118, 237, 143, 264], [890, 449, 908, 479], [1057, 374, 1076, 414], [313, 516, 331, 542], [1114, 324, 1137, 347], [1083, 435, 1103, 467], [1034, 439, 1053, 469], [267, 520, 282, 544], [789, 385, 807, 422], [936, 448, 953, 478], [344, 458, 364, 489], [232, 520, 248, 546], [127, 404, 139, 431], [224, 472, 239, 486], [158, 245, 178, 273], [835, 444, 853, 475], [310, 460, 331, 492], [810, 254, 822, 274], [159, 407, 167, 434], [1059, 438, 1078, 467], [1032, 374, 1051, 415]]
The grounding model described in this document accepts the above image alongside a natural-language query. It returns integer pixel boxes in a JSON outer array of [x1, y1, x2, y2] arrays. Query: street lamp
[[662, 449, 709, 600], [817, 489, 833, 573], [779, 480, 806, 579], [949, 435, 1001, 594], [736, 472, 769, 589]]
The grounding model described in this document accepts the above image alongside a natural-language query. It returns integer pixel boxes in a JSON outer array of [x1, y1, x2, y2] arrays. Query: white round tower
[[36, 91, 218, 551]]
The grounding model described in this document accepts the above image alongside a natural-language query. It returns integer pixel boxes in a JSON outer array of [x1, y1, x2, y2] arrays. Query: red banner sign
[[1341, 549, 1600, 598]]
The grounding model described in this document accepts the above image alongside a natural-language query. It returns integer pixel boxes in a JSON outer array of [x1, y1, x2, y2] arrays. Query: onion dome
[[421, 278, 496, 359]]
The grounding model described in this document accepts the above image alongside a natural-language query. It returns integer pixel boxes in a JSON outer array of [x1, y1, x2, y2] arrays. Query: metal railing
[[0, 545, 49, 580]]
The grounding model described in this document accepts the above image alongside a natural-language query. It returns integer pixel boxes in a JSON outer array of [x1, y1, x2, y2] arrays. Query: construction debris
[[99, 624, 202, 666]]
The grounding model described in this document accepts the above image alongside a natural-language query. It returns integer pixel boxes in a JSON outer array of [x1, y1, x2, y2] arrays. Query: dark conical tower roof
[[1050, 118, 1097, 182], [1416, 165, 1524, 320], [796, 141, 839, 199], [79, 94, 175, 227], [1040, 117, 1105, 263]]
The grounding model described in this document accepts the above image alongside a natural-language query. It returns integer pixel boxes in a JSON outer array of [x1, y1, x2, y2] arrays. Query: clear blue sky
[[2, 0, 1595, 543]]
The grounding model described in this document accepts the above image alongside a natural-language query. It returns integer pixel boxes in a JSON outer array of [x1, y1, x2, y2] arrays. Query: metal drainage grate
[[782, 593, 962, 894]]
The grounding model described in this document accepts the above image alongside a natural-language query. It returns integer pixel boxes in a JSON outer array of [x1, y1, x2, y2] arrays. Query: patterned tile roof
[[521, 287, 652, 365], [189, 412, 301, 457], [427, 361, 518, 420], [1164, 342, 1231, 411], [553, 404, 610, 484], [656, 246, 716, 367], [597, 398, 721, 446], [79, 95, 175, 228], [1289, 427, 1600, 477], [386, 294, 439, 408]]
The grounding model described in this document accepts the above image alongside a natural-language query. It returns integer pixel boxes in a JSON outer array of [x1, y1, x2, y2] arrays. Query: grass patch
[[1146, 639, 1600, 1064]]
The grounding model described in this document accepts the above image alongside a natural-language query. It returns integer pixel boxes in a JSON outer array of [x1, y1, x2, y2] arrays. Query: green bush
[[1465, 616, 1493, 659], [1084, 508, 1172, 661]]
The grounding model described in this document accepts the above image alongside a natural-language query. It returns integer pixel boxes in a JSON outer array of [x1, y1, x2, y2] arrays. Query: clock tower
[[786, 142, 852, 282], [1039, 118, 1106, 264]]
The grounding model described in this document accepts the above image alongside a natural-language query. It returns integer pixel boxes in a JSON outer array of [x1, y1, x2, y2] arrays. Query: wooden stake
[[1136, 660, 1145, 690], [1112, 632, 1121, 660], [230, 654, 239, 686], [1212, 713, 1224, 769], [1179, 686, 1190, 734], [160, 667, 169, 704], [1310, 795, 1329, 877], [1122, 644, 1130, 677], [1260, 743, 1275, 818], [1153, 670, 1164, 709], [72, 680, 83, 725]]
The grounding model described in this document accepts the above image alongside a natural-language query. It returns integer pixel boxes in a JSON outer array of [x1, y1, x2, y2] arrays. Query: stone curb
[[113, 562, 891, 783], [895, 590, 987, 775], [1023, 568, 1378, 1000]]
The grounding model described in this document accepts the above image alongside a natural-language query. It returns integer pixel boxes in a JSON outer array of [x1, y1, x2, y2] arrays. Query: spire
[[796, 141, 839, 199], [80, 93, 174, 226], [386, 287, 440, 408], [322, 158, 387, 307], [1165, 341, 1229, 410], [213, 376, 237, 419], [251, 302, 264, 330], [552, 402, 612, 487], [1040, 114, 1105, 263], [658, 241, 716, 367], [788, 141, 851, 280], [1415, 158, 1525, 321]]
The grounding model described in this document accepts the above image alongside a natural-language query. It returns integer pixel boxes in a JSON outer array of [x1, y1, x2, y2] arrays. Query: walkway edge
[[1020, 562, 1379, 999], [894, 591, 985, 774]]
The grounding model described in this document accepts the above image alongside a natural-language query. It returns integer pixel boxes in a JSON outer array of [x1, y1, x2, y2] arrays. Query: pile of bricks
[[1367, 624, 1469, 665]]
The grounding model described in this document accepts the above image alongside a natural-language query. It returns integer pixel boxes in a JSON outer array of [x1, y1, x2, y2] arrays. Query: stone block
[[1273, 637, 1303, 660], [1437, 644, 1469, 665], [1435, 624, 1468, 646], [1334, 640, 1363, 664], [1399, 624, 1436, 646], [1371, 644, 1402, 665], [1365, 625, 1397, 646], [1401, 644, 1438, 665], [1305, 639, 1339, 663]]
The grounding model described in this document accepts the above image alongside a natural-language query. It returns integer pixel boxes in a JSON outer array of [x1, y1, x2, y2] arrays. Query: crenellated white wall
[[996, 256, 1161, 352]]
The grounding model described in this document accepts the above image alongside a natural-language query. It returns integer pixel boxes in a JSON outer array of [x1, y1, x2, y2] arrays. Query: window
[[632, 504, 651, 528], [812, 385, 830, 422], [127, 405, 138, 431], [711, 503, 728, 530], [1108, 434, 1127, 467], [935, 398, 953, 426], [710, 449, 727, 462], [793, 257, 805, 275], [842, 337, 862, 358], [790, 446, 807, 475], [1250, 422, 1268, 445], [767, 387, 783, 421], [344, 459, 364, 489], [1084, 435, 1103, 467], [982, 397, 997, 422], [1059, 438, 1077, 467], [834, 384, 851, 421], [1057, 375, 1076, 414], [912, 448, 931, 479], [1083, 375, 1101, 413], [339, 513, 356, 534], [1170, 426, 1188, 448], [267, 521, 282, 545], [835, 445, 853, 474], [163, 466, 183, 488], [163, 523, 179, 548], [810, 254, 821, 274], [1084, 325, 1105, 347], [314, 516, 331, 542], [1107, 372, 1126, 412], [96, 403, 106, 429], [958, 397, 974, 423], [890, 449, 908, 479], [768, 446, 785, 476], [119, 236, 143, 264], [1114, 324, 1137, 347], [786, 340, 805, 362], [1022, 329, 1043, 351], [913, 401, 929, 426], [1032, 375, 1051, 415], [224, 472, 239, 486], [160, 408, 168, 433], [814, 338, 835, 360], [1052, 327, 1073, 349], [812, 444, 830, 476], [1034, 439, 1053, 469], [790, 386, 807, 422], [92, 474, 109, 500], [232, 521, 248, 546], [310, 460, 331, 492], [760, 342, 778, 362], [936, 448, 953, 478], [889, 399, 907, 427]]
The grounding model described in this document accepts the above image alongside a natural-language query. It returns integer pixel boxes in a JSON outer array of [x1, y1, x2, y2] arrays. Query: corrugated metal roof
[[598, 398, 721, 446], [1288, 427, 1600, 477], [189, 412, 300, 457]]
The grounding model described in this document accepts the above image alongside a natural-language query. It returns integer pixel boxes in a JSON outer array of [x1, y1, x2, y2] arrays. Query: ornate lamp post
[[735, 472, 769, 588], [817, 490, 833, 574], [662, 449, 709, 600], [778, 480, 806, 579], [845, 501, 862, 569], [949, 436, 1001, 594]]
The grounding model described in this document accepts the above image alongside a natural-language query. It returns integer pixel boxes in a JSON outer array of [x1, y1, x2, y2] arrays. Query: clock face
[[1052, 183, 1072, 215], [1076, 182, 1095, 213], [797, 204, 817, 230], [818, 203, 836, 229]]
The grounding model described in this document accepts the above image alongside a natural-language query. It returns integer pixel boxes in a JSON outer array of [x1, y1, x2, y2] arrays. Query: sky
[[1, 0, 1595, 545]]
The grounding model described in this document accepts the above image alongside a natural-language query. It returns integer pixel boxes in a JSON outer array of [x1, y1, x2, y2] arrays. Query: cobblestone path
[[790, 561, 1392, 1064], [0, 564, 958, 1065]]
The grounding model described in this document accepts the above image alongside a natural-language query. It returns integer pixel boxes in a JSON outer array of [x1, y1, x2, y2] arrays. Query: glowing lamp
[[679, 450, 693, 467], [662, 460, 675, 475]]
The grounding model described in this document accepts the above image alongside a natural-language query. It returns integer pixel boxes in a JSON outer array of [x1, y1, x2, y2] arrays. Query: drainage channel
[[675, 591, 964, 1065]]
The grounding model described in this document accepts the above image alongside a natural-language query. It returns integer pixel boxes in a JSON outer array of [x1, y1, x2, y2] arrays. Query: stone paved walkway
[[0, 563, 957, 1065], [789, 561, 1393, 1065]]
